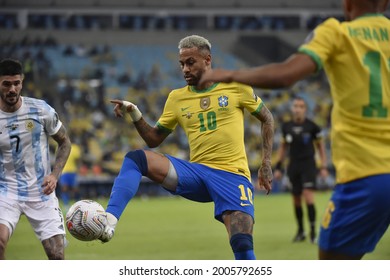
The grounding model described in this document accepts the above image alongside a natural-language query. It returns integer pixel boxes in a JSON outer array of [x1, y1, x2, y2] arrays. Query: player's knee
[[230, 233, 253, 253], [125, 150, 148, 176]]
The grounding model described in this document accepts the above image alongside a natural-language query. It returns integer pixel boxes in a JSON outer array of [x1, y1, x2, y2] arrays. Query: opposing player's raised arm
[[200, 53, 317, 89], [110, 99, 169, 148], [254, 104, 274, 194]]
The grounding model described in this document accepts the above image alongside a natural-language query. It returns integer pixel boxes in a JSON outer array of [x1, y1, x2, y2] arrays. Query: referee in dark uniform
[[274, 96, 328, 243]]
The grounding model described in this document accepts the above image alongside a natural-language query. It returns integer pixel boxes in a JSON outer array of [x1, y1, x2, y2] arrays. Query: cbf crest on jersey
[[200, 97, 210, 110], [218, 95, 228, 107]]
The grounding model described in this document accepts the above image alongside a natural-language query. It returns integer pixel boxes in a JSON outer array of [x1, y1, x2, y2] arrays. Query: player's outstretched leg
[[99, 150, 148, 243]]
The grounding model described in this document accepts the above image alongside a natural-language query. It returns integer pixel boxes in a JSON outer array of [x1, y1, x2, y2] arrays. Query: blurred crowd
[[0, 12, 339, 32]]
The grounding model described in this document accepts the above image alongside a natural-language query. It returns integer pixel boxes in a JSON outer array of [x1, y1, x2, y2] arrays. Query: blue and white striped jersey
[[0, 97, 62, 202]]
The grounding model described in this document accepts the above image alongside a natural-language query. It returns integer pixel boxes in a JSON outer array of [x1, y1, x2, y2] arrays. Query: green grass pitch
[[6, 191, 390, 260]]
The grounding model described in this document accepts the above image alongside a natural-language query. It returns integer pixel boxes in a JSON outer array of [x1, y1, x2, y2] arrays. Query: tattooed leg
[[42, 234, 65, 260], [223, 211, 256, 260]]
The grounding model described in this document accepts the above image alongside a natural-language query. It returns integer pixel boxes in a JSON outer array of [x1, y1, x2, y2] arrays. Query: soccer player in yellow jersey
[[200, 0, 390, 260], [59, 141, 82, 210], [98, 35, 274, 260]]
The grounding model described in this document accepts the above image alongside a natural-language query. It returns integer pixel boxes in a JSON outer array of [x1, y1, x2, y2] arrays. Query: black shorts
[[287, 159, 317, 195]]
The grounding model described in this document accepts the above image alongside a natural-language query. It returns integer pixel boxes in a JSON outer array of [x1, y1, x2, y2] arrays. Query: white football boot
[[99, 212, 117, 243]]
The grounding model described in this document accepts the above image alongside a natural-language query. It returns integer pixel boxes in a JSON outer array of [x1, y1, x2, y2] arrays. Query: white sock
[[106, 212, 118, 229]]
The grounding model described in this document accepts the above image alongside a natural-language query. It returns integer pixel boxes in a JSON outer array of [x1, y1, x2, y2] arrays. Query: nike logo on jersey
[[181, 106, 191, 111], [240, 202, 251, 207]]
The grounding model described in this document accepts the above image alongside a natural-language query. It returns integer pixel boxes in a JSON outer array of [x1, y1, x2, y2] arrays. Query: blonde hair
[[178, 35, 211, 53]]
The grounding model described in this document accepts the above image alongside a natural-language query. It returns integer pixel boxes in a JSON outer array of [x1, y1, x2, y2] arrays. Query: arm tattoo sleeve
[[133, 118, 169, 148], [51, 125, 71, 179], [257, 105, 274, 164]]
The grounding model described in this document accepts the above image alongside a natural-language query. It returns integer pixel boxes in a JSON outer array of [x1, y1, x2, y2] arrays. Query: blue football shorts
[[59, 173, 78, 188], [165, 155, 255, 223], [319, 174, 390, 256]]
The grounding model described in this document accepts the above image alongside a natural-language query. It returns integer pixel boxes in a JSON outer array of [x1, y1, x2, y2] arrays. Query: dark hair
[[0, 58, 23, 76], [293, 95, 306, 104]]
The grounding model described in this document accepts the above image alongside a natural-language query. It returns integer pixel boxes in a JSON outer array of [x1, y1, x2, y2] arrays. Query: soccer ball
[[65, 200, 107, 241]]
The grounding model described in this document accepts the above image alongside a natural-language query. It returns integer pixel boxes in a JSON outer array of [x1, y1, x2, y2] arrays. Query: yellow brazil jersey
[[156, 82, 263, 180], [62, 143, 81, 173], [299, 14, 390, 183]]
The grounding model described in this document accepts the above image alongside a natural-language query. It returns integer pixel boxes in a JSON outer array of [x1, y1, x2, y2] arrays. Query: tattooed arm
[[42, 125, 71, 195], [133, 118, 170, 148], [254, 104, 274, 194]]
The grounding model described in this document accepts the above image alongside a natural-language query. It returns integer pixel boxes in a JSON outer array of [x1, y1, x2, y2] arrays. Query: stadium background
[[1, 0, 389, 259], [1, 0, 347, 194]]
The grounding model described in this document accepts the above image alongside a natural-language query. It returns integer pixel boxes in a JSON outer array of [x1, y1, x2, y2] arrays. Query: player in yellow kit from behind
[[200, 0, 390, 260], [99, 35, 274, 260], [59, 141, 82, 211]]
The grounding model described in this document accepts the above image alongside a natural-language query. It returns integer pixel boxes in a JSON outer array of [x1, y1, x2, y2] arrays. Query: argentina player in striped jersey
[[0, 58, 71, 259]]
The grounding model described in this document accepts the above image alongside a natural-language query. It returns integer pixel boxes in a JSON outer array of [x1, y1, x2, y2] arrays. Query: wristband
[[122, 101, 142, 122], [129, 105, 142, 122]]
